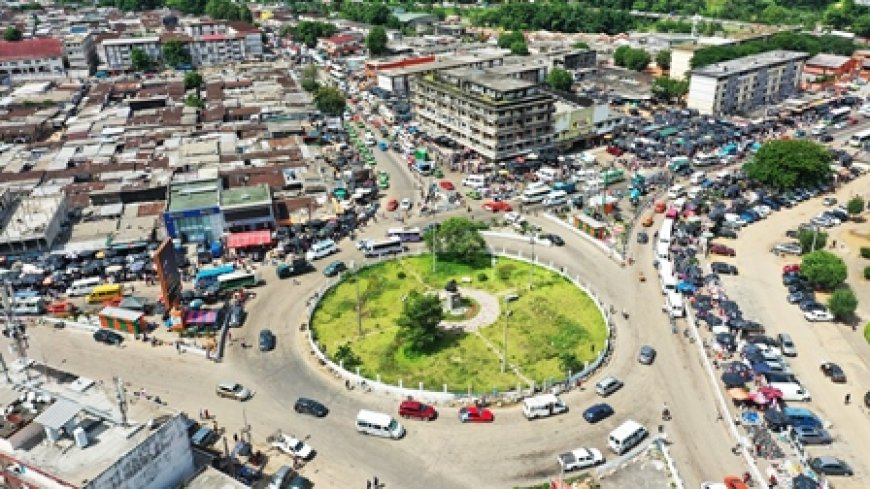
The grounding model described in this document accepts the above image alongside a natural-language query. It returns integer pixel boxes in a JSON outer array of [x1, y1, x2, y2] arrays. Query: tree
[[798, 228, 828, 254], [333, 342, 362, 369], [497, 31, 524, 49], [801, 250, 848, 290], [291, 21, 337, 48], [624, 48, 651, 71], [546, 67, 573, 92], [366, 26, 388, 56], [828, 288, 858, 320], [424, 217, 487, 264], [656, 49, 671, 70], [572, 41, 589, 49], [744, 140, 833, 191], [613, 45, 630, 66], [651, 76, 688, 102], [396, 290, 444, 354], [240, 5, 253, 24], [130, 48, 153, 72], [301, 64, 319, 92], [183, 71, 203, 90], [313, 86, 346, 116], [162, 39, 191, 68], [3, 27, 22, 42], [846, 195, 865, 217], [184, 94, 204, 108], [510, 41, 529, 56]]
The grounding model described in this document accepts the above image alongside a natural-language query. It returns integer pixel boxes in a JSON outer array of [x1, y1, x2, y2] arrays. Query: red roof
[[200, 34, 228, 41], [326, 35, 356, 45], [0, 38, 63, 61], [226, 230, 272, 249]]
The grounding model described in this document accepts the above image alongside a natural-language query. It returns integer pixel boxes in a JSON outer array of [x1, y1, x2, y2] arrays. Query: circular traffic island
[[311, 255, 607, 394]]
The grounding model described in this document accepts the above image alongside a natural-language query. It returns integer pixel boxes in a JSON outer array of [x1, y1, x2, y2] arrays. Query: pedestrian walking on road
[[845, 393, 851, 405], [372, 476, 379, 488]]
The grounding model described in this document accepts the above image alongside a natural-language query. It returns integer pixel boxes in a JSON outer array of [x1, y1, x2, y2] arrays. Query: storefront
[[573, 213, 607, 240], [226, 230, 273, 249], [98, 306, 145, 334]]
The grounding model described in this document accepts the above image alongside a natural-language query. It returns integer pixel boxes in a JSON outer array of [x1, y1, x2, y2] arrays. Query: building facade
[[101, 37, 161, 71], [686, 50, 809, 116], [411, 67, 555, 161], [63, 33, 97, 78], [0, 38, 66, 83]]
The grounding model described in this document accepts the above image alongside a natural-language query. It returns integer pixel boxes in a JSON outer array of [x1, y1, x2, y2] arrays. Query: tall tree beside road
[[651, 77, 689, 102], [546, 68, 573, 92], [846, 195, 865, 217], [798, 228, 828, 254], [313, 86, 347, 117], [656, 49, 671, 70], [801, 250, 848, 290], [130, 48, 153, 72], [3, 27, 22, 42], [301, 64, 320, 92], [424, 217, 487, 265], [366, 26, 388, 56], [396, 291, 444, 355], [162, 39, 191, 68], [744, 140, 833, 191], [828, 288, 858, 320]]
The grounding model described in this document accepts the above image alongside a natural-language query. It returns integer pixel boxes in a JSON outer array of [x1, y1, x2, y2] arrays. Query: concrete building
[[0, 190, 68, 253], [101, 37, 161, 71], [411, 67, 555, 161], [183, 21, 263, 66], [163, 174, 223, 244], [63, 33, 97, 78], [220, 183, 275, 233], [377, 50, 507, 96], [0, 38, 66, 83], [803, 53, 856, 81], [686, 50, 809, 116]]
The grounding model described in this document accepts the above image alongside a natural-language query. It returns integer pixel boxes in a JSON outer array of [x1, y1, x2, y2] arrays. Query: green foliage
[[847, 196, 865, 215], [397, 271, 407, 280], [477, 272, 488, 282], [860, 247, 870, 259], [341, 2, 395, 25], [801, 250, 848, 290], [130, 48, 153, 72], [572, 41, 589, 49], [864, 265, 870, 280], [510, 41, 529, 56], [302, 78, 319, 92], [692, 33, 857, 69], [744, 140, 833, 191], [313, 86, 347, 117], [425, 217, 487, 265], [3, 27, 22, 42], [334, 343, 362, 369], [828, 288, 858, 320], [164, 0, 207, 14], [396, 290, 444, 354], [557, 352, 584, 374], [470, 3, 635, 35], [204, 0, 245, 21], [798, 229, 828, 254], [184, 94, 204, 108], [279, 24, 293, 38], [291, 21, 337, 48], [497, 31, 525, 49], [183, 71, 203, 90], [613, 45, 629, 66], [656, 49, 671, 70], [546, 68, 573, 92], [614, 46, 650, 71], [366, 26, 388, 56], [162, 39, 191, 68], [300, 64, 319, 92], [651, 76, 689, 102]]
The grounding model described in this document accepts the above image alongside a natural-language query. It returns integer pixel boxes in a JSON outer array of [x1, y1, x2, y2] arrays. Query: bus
[[825, 106, 851, 124], [195, 264, 235, 288], [521, 184, 551, 204], [11, 296, 45, 315], [217, 271, 261, 292], [850, 129, 870, 147], [86, 284, 123, 304], [364, 237, 404, 257], [387, 228, 422, 242], [67, 276, 101, 297]]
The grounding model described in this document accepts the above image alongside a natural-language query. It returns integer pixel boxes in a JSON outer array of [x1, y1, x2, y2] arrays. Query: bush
[[861, 247, 870, 259], [865, 265, 870, 280], [477, 272, 488, 282], [497, 264, 515, 281], [828, 288, 858, 320], [397, 271, 407, 279]]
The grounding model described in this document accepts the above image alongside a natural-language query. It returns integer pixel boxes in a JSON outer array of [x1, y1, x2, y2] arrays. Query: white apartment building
[[0, 38, 66, 83], [63, 33, 97, 78], [184, 21, 262, 66], [686, 50, 810, 116], [101, 37, 161, 71]]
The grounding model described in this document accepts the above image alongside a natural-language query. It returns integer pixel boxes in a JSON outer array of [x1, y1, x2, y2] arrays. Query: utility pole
[[354, 264, 362, 336], [502, 308, 511, 373], [1, 282, 30, 382], [431, 226, 437, 273], [0, 354, 10, 383], [528, 236, 535, 289]]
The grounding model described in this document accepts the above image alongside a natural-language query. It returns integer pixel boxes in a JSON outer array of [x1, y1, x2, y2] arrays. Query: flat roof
[[442, 67, 537, 91], [806, 53, 852, 69], [0, 194, 65, 243], [220, 183, 271, 208], [691, 50, 810, 78], [168, 178, 220, 212], [101, 37, 160, 46]]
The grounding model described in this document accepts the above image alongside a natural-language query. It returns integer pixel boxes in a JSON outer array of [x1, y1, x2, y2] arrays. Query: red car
[[458, 406, 494, 423], [438, 180, 455, 191], [709, 243, 736, 257], [386, 198, 398, 212], [783, 264, 800, 274], [606, 146, 624, 157], [482, 201, 512, 212], [398, 400, 437, 421]]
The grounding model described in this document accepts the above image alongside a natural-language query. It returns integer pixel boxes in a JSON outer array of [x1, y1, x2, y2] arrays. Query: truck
[[668, 156, 691, 173], [551, 180, 577, 194], [600, 169, 625, 186], [557, 447, 604, 471]]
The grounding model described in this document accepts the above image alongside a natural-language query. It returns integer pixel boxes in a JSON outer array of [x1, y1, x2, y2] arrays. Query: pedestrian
[[199, 408, 204, 420], [845, 393, 851, 405], [366, 481, 372, 489], [372, 476, 379, 487], [204, 408, 209, 420]]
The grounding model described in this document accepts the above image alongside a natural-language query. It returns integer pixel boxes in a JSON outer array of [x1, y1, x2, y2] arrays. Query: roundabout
[[310, 254, 608, 396]]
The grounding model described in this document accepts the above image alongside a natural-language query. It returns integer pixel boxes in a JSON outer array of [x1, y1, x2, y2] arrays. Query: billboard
[[153, 239, 182, 309]]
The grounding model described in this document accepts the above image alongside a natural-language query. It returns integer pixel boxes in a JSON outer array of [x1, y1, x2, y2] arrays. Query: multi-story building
[[101, 36, 161, 71], [411, 67, 555, 162], [63, 33, 97, 78], [686, 50, 809, 116], [183, 21, 262, 66], [0, 38, 66, 83]]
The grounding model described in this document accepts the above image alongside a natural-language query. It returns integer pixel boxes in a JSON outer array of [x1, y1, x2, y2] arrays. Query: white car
[[557, 447, 604, 471], [594, 376, 624, 397], [504, 211, 525, 225], [271, 433, 314, 459], [356, 239, 372, 250], [399, 198, 412, 211], [805, 310, 834, 322]]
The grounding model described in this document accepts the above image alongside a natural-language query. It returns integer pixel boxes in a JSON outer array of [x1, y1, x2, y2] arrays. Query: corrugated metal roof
[[34, 399, 81, 430], [99, 306, 143, 322]]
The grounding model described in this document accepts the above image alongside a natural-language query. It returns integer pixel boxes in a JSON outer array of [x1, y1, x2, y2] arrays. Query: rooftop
[[167, 178, 221, 212], [442, 67, 538, 92], [220, 183, 271, 208], [0, 193, 65, 243], [806, 53, 852, 69], [0, 38, 63, 61], [691, 50, 810, 78]]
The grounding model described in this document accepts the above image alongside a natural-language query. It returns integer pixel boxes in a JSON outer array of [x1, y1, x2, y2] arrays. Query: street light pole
[[502, 308, 511, 374], [355, 267, 362, 337], [432, 225, 437, 273], [528, 236, 534, 290]]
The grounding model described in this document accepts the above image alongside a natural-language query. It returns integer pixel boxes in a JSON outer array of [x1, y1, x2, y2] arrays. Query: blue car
[[739, 212, 757, 224], [676, 281, 697, 294], [582, 403, 614, 423]]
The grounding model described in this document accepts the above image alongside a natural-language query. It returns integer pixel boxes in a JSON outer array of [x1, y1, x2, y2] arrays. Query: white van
[[724, 213, 747, 227], [666, 184, 685, 199], [768, 382, 811, 402], [521, 184, 551, 204], [522, 394, 568, 420], [608, 420, 648, 454], [355, 409, 405, 439], [66, 277, 101, 297], [305, 239, 337, 261], [462, 175, 487, 188], [666, 290, 684, 318], [655, 242, 670, 262], [542, 190, 568, 207], [536, 168, 559, 183]]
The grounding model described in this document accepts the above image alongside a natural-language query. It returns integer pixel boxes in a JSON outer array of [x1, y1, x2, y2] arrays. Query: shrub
[[497, 264, 515, 281], [861, 247, 870, 259], [397, 271, 407, 279], [477, 272, 488, 282], [865, 265, 870, 280]]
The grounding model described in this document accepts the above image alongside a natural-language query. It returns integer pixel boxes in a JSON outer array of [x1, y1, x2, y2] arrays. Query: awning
[[184, 309, 218, 325], [226, 230, 272, 249]]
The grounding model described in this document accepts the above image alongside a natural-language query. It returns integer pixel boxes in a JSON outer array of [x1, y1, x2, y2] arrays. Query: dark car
[[787, 291, 807, 304], [637, 231, 649, 244], [711, 262, 738, 275], [539, 233, 564, 246], [716, 228, 738, 239], [259, 329, 276, 352], [582, 403, 614, 423], [709, 243, 736, 256], [638, 345, 656, 365], [323, 260, 347, 277], [93, 329, 123, 345], [809, 456, 853, 476], [791, 426, 832, 445], [294, 397, 329, 417], [820, 362, 846, 383], [799, 300, 825, 312]]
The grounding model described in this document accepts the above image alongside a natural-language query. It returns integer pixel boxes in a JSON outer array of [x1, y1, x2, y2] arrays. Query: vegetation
[[744, 140, 833, 191], [572, 41, 590, 49], [651, 77, 689, 102], [397, 291, 445, 354], [546, 68, 573, 92], [183, 71, 203, 90], [184, 94, 204, 108], [333, 343, 362, 370], [425, 217, 487, 266], [497, 30, 529, 56], [300, 64, 319, 93], [861, 247, 870, 259], [847, 196, 865, 216], [801, 250, 848, 290], [366, 26, 389, 56], [3, 27, 22, 42], [130, 48, 153, 72], [341, 2, 400, 28], [865, 265, 870, 280], [291, 21, 337, 48], [162, 39, 191, 68], [692, 33, 856, 69], [313, 86, 347, 117], [469, 3, 635, 35], [798, 228, 828, 254], [614, 45, 651, 71], [656, 49, 671, 70], [828, 288, 858, 320]]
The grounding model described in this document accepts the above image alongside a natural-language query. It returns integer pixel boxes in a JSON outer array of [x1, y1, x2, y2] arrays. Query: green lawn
[[311, 255, 606, 393]]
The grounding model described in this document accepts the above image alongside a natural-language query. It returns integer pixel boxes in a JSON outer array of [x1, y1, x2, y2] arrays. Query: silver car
[[594, 376, 624, 397], [777, 333, 797, 357], [638, 345, 656, 365]]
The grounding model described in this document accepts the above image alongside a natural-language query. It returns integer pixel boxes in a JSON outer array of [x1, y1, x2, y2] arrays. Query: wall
[[669, 47, 695, 81]]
